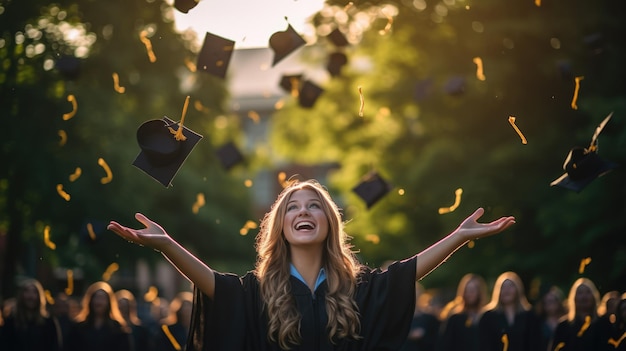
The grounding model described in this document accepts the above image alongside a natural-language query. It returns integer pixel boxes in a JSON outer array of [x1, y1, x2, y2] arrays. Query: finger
[[469, 207, 485, 221], [134, 213, 153, 228]]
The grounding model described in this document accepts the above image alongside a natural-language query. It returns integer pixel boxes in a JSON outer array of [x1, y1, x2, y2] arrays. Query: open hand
[[107, 213, 171, 252], [457, 208, 516, 241]]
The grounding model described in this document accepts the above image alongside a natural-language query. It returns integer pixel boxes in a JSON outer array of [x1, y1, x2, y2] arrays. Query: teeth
[[296, 221, 314, 230]]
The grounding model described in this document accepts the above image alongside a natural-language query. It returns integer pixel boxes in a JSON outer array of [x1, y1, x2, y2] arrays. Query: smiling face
[[282, 188, 329, 249]]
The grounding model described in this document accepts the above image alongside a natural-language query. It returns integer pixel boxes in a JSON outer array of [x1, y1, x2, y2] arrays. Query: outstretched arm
[[415, 208, 515, 280], [108, 213, 215, 298]]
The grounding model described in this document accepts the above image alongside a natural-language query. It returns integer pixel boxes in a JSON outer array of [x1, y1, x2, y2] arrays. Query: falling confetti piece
[[577, 315, 591, 337], [65, 270, 74, 295], [358, 86, 365, 117], [274, 99, 285, 110], [365, 234, 380, 244], [168, 96, 190, 141], [378, 9, 393, 35], [161, 324, 182, 350], [344, 2, 354, 11], [139, 30, 157, 63], [87, 222, 97, 240], [438, 188, 463, 214], [62, 94, 77, 120], [608, 332, 626, 348], [58, 130, 67, 146], [239, 220, 258, 235], [467, 240, 475, 248], [112, 72, 126, 93], [554, 342, 565, 351], [102, 262, 119, 281], [43, 225, 56, 250], [192, 193, 206, 214], [535, 0, 541, 6], [571, 76, 584, 110], [194, 99, 210, 113], [501, 334, 509, 351], [508, 116, 528, 144], [69, 167, 82, 182], [289, 76, 300, 97], [244, 179, 253, 187], [248, 110, 261, 123], [98, 158, 113, 184], [44, 290, 55, 305], [473, 57, 486, 81], [184, 57, 197, 72], [578, 257, 592, 274], [144, 286, 158, 302], [56, 184, 71, 201], [398, 188, 405, 195]]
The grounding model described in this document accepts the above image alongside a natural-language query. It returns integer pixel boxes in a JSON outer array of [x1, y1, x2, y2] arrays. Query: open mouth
[[295, 221, 315, 230]]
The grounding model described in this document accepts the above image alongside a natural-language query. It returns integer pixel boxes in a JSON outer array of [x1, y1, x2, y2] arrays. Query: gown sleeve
[[352, 255, 417, 350], [186, 271, 247, 351]]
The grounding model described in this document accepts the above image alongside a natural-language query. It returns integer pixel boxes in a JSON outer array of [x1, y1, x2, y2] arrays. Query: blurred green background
[[1, 0, 624, 303]]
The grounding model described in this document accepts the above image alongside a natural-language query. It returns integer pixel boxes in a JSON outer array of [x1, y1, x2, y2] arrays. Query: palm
[[108, 213, 170, 251], [458, 208, 516, 241]]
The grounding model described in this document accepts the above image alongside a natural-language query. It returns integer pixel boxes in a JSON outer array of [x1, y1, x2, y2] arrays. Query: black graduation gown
[[478, 309, 541, 351], [2, 314, 61, 351], [438, 312, 480, 351], [551, 317, 603, 351], [187, 255, 417, 351]]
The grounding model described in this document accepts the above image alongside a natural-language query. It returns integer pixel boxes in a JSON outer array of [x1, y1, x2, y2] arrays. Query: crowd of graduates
[[1, 271, 625, 351]]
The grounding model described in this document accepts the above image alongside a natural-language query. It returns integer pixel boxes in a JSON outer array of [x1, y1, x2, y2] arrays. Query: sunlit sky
[[171, 0, 326, 49]]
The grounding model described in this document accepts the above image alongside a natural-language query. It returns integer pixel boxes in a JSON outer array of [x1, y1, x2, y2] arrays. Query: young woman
[[438, 273, 489, 351], [108, 179, 515, 351], [478, 271, 541, 351]]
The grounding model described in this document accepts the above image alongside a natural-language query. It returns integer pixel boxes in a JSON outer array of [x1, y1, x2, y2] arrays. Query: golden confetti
[[244, 179, 253, 187], [43, 225, 56, 250], [438, 188, 463, 214], [69, 167, 82, 182], [102, 262, 119, 282], [161, 324, 182, 351], [168, 96, 190, 141], [58, 130, 67, 146], [112, 72, 126, 93], [467, 240, 476, 248], [578, 257, 592, 274], [358, 86, 365, 117], [365, 234, 380, 244], [608, 332, 626, 348], [378, 9, 393, 35], [139, 30, 157, 63], [554, 342, 565, 351], [289, 77, 300, 97], [62, 94, 77, 120], [239, 220, 258, 235], [577, 315, 591, 337], [184, 57, 197, 72], [398, 188, 405, 195], [192, 193, 206, 214], [98, 158, 113, 184], [248, 110, 261, 123], [344, 2, 354, 11], [56, 184, 71, 201], [571, 76, 584, 110], [144, 286, 159, 302], [277, 172, 291, 188], [44, 290, 55, 305], [535, 0, 541, 6], [193, 99, 210, 113], [65, 270, 74, 296], [473, 57, 486, 81], [87, 222, 97, 240], [508, 116, 528, 144], [274, 99, 285, 110], [501, 334, 509, 351]]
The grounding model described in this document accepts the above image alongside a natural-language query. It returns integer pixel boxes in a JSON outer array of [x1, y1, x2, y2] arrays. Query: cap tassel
[[169, 96, 190, 141]]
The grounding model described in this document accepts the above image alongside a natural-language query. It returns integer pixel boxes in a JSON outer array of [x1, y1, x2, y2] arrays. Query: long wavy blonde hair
[[482, 271, 532, 313], [565, 277, 600, 321], [74, 281, 127, 330], [254, 179, 362, 349]]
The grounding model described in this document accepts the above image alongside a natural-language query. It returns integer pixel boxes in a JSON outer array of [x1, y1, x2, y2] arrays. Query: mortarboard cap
[[215, 141, 244, 170], [132, 117, 202, 187], [55, 55, 81, 80], [279, 74, 303, 95], [443, 76, 466, 96], [269, 24, 306, 66], [326, 52, 348, 77], [174, 0, 199, 13], [298, 80, 324, 108], [550, 112, 618, 192], [196, 32, 235, 79], [327, 28, 349, 47], [352, 171, 393, 208]]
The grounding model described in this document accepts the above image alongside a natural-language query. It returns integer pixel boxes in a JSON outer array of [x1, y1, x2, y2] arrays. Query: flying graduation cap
[[550, 112, 618, 192], [196, 32, 235, 79], [352, 171, 393, 208], [174, 0, 199, 13], [215, 141, 244, 170], [269, 22, 306, 66], [133, 117, 202, 187]]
